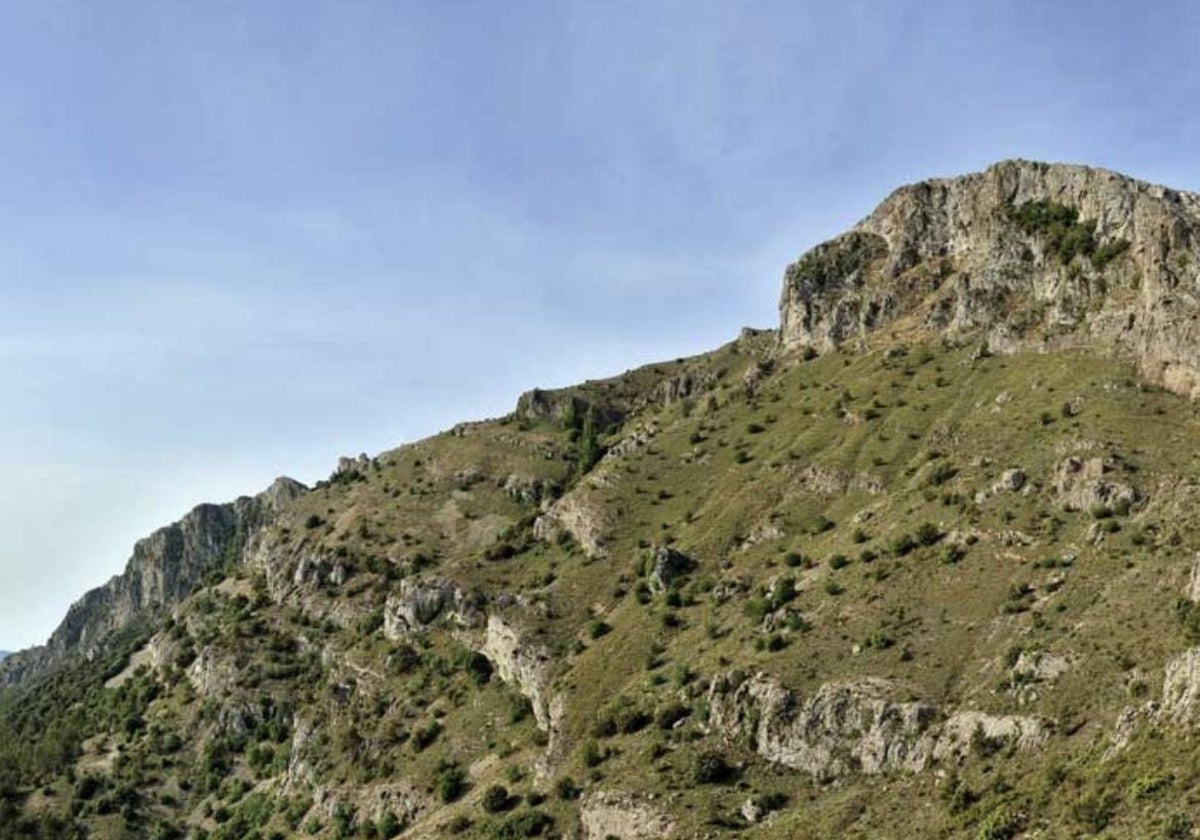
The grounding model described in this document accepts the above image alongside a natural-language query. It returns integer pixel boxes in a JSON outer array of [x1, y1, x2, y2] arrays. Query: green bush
[[691, 751, 733, 784], [481, 785, 513, 814], [491, 810, 554, 839], [553, 777, 580, 800], [435, 762, 467, 803], [977, 806, 1024, 840]]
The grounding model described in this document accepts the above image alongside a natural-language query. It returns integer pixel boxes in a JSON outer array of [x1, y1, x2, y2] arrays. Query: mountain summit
[[4, 161, 1200, 839], [781, 159, 1200, 391]]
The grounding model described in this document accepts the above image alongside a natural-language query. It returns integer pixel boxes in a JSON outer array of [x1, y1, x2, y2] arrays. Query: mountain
[[3, 159, 1200, 840], [0, 476, 306, 688], [0, 652, 8, 663]]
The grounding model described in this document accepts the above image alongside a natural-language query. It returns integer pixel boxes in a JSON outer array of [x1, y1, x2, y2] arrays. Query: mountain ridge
[[5, 160, 1200, 839], [0, 476, 307, 688]]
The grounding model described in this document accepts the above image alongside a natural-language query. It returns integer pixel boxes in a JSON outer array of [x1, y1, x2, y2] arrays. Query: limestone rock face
[[931, 711, 1049, 762], [579, 791, 676, 840], [708, 671, 1048, 779], [707, 673, 938, 780], [482, 614, 560, 734], [1161, 648, 1200, 723], [533, 493, 611, 558], [778, 160, 1200, 396], [382, 577, 484, 639], [1053, 456, 1139, 512], [0, 476, 305, 687]]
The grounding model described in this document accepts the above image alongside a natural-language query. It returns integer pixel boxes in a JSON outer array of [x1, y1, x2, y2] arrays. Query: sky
[[1, 1, 1198, 650]]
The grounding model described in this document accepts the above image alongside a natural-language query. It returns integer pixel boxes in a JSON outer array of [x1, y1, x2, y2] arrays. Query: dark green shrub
[[434, 762, 467, 803], [492, 811, 554, 839], [691, 751, 733, 784], [481, 785, 513, 814], [554, 777, 580, 800]]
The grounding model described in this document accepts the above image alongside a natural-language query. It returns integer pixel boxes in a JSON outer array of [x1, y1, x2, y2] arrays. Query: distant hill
[[0, 651, 8, 663]]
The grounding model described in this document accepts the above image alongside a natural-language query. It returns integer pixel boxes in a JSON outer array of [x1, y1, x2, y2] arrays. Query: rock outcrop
[[647, 546, 696, 593], [0, 476, 306, 687], [382, 577, 484, 639], [482, 614, 561, 734], [1053, 456, 1140, 513], [779, 160, 1200, 397], [580, 791, 676, 840], [708, 672, 1048, 780], [1160, 647, 1200, 723], [708, 673, 938, 780]]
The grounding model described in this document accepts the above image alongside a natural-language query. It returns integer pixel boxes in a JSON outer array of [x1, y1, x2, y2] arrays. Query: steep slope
[[0, 476, 307, 688], [5, 160, 1200, 840]]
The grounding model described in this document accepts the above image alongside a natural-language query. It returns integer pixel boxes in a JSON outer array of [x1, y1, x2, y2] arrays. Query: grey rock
[[708, 671, 1049, 780], [778, 160, 1200, 397], [1054, 456, 1140, 512], [647, 546, 696, 593], [382, 578, 484, 639], [0, 477, 306, 687]]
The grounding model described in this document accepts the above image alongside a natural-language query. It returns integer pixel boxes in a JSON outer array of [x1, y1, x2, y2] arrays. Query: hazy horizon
[[3, 0, 1199, 650]]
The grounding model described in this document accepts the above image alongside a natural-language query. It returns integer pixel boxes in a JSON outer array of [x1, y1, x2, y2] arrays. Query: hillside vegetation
[[4, 160, 1200, 840]]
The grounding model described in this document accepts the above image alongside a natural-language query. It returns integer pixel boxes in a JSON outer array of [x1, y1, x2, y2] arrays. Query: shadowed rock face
[[779, 159, 1200, 395], [0, 476, 306, 687]]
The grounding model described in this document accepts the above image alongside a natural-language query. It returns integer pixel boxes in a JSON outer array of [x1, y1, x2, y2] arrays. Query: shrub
[[656, 702, 690, 730], [1177, 598, 1200, 642], [750, 792, 787, 813], [587, 619, 611, 640], [411, 720, 443, 752], [1008, 199, 1096, 263], [691, 751, 733, 784], [940, 545, 965, 565], [481, 785, 513, 814], [890, 533, 918, 557], [1092, 238, 1130, 268], [492, 811, 554, 840], [1129, 773, 1172, 800], [435, 762, 467, 803], [1163, 813, 1194, 840], [378, 811, 403, 839], [464, 651, 494, 685], [554, 777, 580, 800], [977, 806, 1024, 840], [769, 576, 797, 608], [581, 740, 604, 768], [915, 522, 942, 546], [864, 630, 894, 650]]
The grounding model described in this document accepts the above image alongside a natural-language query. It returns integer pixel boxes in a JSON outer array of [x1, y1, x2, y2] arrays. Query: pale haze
[[1, 1, 1198, 650]]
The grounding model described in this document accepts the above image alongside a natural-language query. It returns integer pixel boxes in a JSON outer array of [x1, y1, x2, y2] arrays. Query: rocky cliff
[[0, 476, 306, 687], [779, 159, 1200, 394]]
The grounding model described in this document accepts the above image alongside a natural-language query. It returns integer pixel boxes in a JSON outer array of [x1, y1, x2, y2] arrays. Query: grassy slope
[[5, 333, 1200, 839]]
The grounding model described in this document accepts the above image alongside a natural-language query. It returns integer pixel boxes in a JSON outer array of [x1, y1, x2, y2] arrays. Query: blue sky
[[1, 1, 1198, 649]]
